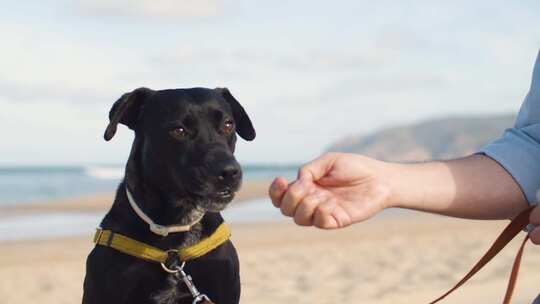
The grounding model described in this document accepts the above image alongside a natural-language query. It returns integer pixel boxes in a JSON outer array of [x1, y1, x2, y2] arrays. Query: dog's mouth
[[184, 186, 237, 212], [216, 189, 234, 199], [203, 187, 236, 211], [211, 188, 236, 207]]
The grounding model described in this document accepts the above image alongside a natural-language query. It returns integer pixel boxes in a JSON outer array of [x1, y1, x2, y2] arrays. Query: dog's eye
[[223, 120, 234, 134], [169, 127, 186, 140]]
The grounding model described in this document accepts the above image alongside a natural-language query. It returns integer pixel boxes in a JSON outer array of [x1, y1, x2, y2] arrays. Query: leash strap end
[[429, 206, 534, 304]]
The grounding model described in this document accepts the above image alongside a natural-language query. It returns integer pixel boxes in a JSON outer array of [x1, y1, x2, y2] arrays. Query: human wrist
[[369, 159, 407, 210], [374, 160, 426, 210]]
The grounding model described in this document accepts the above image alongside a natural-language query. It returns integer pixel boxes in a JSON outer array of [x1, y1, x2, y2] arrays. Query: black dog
[[82, 87, 255, 304]]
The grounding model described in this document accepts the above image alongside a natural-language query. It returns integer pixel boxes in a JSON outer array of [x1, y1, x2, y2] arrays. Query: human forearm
[[381, 154, 529, 220]]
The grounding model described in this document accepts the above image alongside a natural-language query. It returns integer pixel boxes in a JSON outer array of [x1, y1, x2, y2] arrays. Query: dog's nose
[[217, 162, 241, 182]]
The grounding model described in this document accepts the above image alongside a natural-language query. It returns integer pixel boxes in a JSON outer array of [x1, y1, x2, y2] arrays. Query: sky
[[2, 0, 540, 165]]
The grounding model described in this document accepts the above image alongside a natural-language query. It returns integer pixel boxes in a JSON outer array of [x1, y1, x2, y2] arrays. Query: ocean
[[0, 164, 408, 241], [0, 197, 288, 241], [0, 165, 299, 205], [0, 165, 299, 241]]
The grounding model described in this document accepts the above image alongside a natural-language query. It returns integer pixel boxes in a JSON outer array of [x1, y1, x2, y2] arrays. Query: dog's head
[[104, 87, 255, 212]]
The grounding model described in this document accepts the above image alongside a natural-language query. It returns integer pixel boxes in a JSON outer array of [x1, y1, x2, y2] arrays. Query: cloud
[[0, 79, 110, 104], [147, 47, 386, 82], [0, 22, 150, 105], [76, 0, 224, 20], [2, 0, 540, 165], [375, 25, 432, 52]]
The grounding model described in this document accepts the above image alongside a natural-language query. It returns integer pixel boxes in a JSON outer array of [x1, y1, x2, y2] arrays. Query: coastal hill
[[327, 114, 516, 162]]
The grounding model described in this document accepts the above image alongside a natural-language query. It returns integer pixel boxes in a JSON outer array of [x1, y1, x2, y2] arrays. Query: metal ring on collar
[[161, 260, 186, 274], [160, 249, 185, 273]]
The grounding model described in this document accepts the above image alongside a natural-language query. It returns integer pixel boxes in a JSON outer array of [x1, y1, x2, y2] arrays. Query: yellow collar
[[93, 223, 231, 263]]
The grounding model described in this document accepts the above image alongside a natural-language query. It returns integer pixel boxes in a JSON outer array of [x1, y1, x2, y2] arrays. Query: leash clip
[[175, 267, 210, 303], [192, 294, 211, 304], [160, 252, 213, 304], [172, 263, 212, 304]]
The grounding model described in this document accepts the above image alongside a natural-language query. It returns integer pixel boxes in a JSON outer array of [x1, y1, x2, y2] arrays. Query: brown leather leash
[[430, 206, 534, 304]]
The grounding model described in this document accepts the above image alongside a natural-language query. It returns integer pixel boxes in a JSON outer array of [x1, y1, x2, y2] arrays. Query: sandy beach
[[1, 181, 539, 304]]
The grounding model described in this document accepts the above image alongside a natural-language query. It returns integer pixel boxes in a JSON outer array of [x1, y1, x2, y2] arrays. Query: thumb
[[298, 153, 337, 182]]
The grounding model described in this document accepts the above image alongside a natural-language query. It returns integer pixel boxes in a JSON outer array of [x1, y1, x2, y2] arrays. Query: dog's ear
[[215, 87, 256, 141], [104, 87, 154, 141]]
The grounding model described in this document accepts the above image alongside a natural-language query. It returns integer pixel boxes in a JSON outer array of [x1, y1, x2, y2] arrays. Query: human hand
[[268, 153, 392, 229], [530, 204, 540, 245]]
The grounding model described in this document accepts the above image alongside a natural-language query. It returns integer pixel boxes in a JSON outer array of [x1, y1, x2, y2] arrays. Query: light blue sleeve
[[479, 49, 540, 205]]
